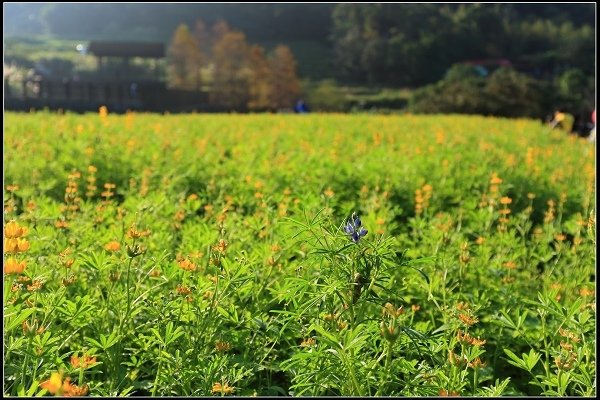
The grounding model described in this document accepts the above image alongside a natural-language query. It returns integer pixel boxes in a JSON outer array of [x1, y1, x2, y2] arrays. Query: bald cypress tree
[[168, 24, 203, 90], [210, 31, 251, 110], [269, 45, 300, 110]]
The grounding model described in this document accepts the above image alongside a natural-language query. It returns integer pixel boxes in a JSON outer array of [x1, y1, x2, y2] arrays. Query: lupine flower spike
[[344, 212, 368, 243]]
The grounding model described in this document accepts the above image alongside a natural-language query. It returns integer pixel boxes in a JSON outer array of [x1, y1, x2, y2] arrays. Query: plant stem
[[152, 346, 163, 396], [375, 339, 394, 396]]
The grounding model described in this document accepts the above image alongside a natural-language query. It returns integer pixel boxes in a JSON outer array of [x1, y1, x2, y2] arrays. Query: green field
[[4, 112, 596, 396]]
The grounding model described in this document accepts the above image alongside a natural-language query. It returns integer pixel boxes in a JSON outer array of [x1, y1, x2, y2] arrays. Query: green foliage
[[331, 3, 595, 87], [3, 112, 596, 396], [301, 79, 346, 112], [410, 66, 549, 118]]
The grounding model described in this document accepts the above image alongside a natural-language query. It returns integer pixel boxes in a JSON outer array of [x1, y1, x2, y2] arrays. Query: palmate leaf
[[503, 348, 540, 372], [4, 307, 35, 333]]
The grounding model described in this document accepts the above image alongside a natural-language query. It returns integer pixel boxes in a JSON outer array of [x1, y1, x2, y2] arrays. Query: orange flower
[[71, 354, 97, 369], [458, 313, 479, 326], [4, 258, 26, 274], [40, 372, 88, 396], [177, 259, 197, 272], [211, 382, 235, 395], [4, 238, 18, 253], [490, 173, 503, 185], [55, 220, 69, 229], [27, 279, 44, 292], [500, 197, 512, 205], [40, 372, 63, 394], [104, 241, 121, 252], [214, 341, 232, 352], [323, 187, 335, 198], [127, 225, 151, 239], [468, 357, 486, 369], [15, 238, 30, 252], [176, 284, 192, 296], [300, 338, 316, 347], [503, 261, 517, 270], [213, 239, 228, 254], [439, 389, 460, 396], [5, 221, 28, 238], [62, 378, 89, 397]]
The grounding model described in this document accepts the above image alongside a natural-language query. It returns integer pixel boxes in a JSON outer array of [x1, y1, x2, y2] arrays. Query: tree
[[269, 45, 300, 110], [247, 45, 272, 111], [168, 24, 203, 90], [210, 31, 251, 110], [211, 19, 231, 46], [193, 18, 210, 59]]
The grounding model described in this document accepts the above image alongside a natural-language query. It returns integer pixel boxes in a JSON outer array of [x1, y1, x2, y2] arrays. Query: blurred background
[[3, 3, 596, 129]]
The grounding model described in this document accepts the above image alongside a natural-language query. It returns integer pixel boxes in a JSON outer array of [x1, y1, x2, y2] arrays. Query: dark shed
[[88, 41, 165, 58]]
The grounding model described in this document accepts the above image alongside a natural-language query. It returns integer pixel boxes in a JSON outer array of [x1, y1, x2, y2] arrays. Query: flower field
[[3, 111, 596, 396]]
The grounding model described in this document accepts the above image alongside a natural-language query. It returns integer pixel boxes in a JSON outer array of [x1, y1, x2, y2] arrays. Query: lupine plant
[[3, 111, 595, 396]]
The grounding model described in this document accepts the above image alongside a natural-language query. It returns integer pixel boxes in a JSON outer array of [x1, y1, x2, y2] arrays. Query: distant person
[[549, 109, 574, 133], [588, 109, 596, 143], [294, 99, 309, 114], [130, 82, 138, 98]]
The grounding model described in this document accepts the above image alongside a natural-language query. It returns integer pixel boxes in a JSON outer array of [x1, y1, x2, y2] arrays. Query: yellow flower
[[4, 258, 26, 274], [99, 105, 108, 117], [323, 187, 335, 198]]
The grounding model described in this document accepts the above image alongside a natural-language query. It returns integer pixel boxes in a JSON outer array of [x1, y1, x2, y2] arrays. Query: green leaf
[[503, 348, 528, 371], [4, 308, 35, 333]]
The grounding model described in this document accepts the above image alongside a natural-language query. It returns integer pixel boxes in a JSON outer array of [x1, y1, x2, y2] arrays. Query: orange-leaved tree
[[269, 45, 300, 110], [210, 31, 251, 110], [168, 24, 203, 90]]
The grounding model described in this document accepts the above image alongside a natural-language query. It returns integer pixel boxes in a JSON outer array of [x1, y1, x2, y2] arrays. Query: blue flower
[[344, 212, 368, 243]]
